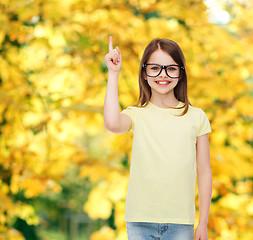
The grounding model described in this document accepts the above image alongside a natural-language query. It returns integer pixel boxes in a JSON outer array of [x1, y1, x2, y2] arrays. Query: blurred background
[[0, 0, 252, 239]]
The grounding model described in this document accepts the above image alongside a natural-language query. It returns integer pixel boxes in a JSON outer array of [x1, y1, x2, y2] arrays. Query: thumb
[[195, 232, 200, 240]]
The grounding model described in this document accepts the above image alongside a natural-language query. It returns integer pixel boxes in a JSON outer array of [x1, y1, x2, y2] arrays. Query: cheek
[[172, 79, 179, 86], [147, 79, 156, 87], [146, 77, 153, 83]]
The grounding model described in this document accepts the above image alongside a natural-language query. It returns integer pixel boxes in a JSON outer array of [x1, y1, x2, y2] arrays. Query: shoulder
[[122, 105, 146, 112], [121, 105, 142, 118], [126, 106, 139, 110], [188, 105, 211, 129], [188, 105, 212, 135], [186, 105, 210, 123], [122, 106, 140, 112], [188, 104, 207, 116]]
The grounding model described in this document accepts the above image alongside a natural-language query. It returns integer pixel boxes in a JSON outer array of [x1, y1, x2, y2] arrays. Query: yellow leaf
[[219, 193, 248, 211], [83, 183, 112, 220], [20, 178, 46, 198], [90, 226, 115, 240], [212, 130, 227, 146], [16, 204, 39, 225], [107, 171, 128, 202], [114, 201, 126, 229], [7, 228, 25, 240], [246, 199, 253, 216]]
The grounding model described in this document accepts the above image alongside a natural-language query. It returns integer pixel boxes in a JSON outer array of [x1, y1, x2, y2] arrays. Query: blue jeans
[[126, 222, 194, 240]]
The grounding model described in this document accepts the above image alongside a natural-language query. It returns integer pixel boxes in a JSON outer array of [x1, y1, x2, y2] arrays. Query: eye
[[151, 67, 159, 70], [167, 67, 176, 71]]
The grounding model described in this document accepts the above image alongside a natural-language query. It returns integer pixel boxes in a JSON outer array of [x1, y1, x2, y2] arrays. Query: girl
[[104, 36, 212, 240]]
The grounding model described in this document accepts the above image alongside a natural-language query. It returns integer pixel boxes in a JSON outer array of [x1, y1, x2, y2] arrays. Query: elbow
[[197, 169, 212, 178], [106, 126, 121, 133], [104, 121, 120, 133]]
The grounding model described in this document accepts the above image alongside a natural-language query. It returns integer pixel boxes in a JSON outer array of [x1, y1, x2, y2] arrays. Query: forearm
[[103, 72, 121, 130], [197, 171, 212, 225]]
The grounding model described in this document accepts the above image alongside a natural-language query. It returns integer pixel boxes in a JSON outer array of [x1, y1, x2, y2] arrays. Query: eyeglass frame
[[143, 63, 185, 78]]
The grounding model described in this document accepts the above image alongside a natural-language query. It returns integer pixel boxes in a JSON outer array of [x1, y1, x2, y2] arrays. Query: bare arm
[[103, 36, 132, 133], [103, 71, 120, 130], [195, 133, 212, 240]]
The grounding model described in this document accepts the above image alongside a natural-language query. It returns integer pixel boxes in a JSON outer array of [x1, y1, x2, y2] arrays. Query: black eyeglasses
[[143, 63, 184, 78]]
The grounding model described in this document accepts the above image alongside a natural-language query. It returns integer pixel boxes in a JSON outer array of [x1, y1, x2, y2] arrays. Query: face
[[144, 49, 180, 96]]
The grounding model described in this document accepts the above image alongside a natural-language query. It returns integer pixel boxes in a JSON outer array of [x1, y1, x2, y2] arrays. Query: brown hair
[[134, 38, 191, 116]]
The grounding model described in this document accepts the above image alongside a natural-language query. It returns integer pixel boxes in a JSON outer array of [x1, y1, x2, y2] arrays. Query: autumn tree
[[0, 0, 252, 239]]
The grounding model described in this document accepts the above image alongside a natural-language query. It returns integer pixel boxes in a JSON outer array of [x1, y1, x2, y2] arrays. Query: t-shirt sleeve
[[197, 109, 212, 137], [121, 106, 135, 133]]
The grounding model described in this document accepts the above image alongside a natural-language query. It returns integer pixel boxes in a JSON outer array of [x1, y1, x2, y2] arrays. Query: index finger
[[109, 36, 113, 52]]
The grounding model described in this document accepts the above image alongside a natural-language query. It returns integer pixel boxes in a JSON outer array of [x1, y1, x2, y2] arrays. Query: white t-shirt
[[121, 101, 212, 224]]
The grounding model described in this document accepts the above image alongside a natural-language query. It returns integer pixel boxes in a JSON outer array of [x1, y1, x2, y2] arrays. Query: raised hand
[[104, 36, 122, 73]]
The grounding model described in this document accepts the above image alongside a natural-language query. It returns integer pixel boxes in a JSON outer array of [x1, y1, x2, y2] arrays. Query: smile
[[155, 81, 171, 86]]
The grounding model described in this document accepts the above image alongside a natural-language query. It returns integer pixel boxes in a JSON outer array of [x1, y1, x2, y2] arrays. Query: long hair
[[134, 38, 191, 116]]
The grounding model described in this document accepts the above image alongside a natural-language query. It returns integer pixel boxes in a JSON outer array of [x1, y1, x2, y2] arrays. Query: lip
[[155, 80, 171, 86]]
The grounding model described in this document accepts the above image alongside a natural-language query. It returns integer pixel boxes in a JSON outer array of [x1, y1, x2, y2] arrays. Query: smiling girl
[[103, 36, 212, 240]]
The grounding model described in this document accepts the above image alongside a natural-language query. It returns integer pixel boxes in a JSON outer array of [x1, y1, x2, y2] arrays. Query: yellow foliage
[[0, 32, 5, 48], [0, 182, 9, 195], [83, 182, 113, 220], [0, 214, 7, 225], [10, 174, 20, 194], [114, 201, 126, 229], [27, 131, 48, 157], [47, 180, 62, 193], [114, 229, 128, 240], [235, 180, 252, 194], [0, 0, 252, 239], [212, 130, 227, 146], [6, 228, 25, 240], [48, 29, 66, 48], [219, 193, 249, 211], [106, 171, 129, 202], [235, 94, 253, 116], [19, 40, 49, 71], [79, 163, 108, 183], [246, 198, 253, 216], [90, 226, 116, 240], [16, 204, 40, 225], [20, 178, 46, 198]]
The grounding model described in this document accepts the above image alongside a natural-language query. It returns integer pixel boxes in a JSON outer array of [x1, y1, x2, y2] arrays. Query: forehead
[[148, 50, 176, 65]]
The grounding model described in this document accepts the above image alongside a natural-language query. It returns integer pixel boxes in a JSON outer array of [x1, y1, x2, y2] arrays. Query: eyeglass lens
[[146, 64, 180, 78]]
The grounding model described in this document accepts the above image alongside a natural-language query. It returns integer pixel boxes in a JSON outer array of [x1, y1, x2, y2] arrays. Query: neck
[[150, 96, 179, 108]]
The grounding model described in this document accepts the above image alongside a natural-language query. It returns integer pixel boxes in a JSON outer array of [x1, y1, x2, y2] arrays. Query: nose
[[160, 67, 167, 77]]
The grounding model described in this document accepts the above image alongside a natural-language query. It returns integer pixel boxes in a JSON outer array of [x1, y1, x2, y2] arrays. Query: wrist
[[108, 70, 120, 77], [108, 71, 120, 82], [198, 219, 208, 226]]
